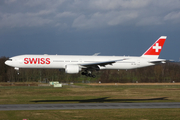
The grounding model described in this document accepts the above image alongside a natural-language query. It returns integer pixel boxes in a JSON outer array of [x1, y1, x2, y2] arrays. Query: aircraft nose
[[5, 59, 12, 66], [5, 60, 9, 65]]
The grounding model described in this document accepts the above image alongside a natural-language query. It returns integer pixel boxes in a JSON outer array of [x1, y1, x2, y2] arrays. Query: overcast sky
[[0, 0, 180, 61]]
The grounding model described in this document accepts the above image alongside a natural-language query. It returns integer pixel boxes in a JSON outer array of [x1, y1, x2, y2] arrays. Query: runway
[[0, 102, 180, 111]]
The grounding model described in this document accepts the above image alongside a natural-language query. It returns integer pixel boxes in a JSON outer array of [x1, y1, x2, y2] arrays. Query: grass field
[[0, 83, 180, 120], [1, 83, 180, 104], [0, 109, 180, 120]]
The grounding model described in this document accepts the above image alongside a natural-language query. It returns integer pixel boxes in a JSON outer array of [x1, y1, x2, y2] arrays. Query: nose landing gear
[[14, 67, 20, 75]]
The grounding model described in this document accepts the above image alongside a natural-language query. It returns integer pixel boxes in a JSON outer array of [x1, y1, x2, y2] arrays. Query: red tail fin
[[141, 36, 167, 58]]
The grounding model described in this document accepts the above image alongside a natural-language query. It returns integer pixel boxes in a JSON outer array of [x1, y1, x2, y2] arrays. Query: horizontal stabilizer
[[148, 60, 166, 64]]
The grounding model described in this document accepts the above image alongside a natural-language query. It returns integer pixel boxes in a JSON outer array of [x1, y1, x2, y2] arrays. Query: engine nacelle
[[65, 64, 80, 74]]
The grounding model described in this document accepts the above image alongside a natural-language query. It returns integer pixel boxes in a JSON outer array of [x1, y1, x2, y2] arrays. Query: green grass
[[0, 83, 180, 120], [0, 109, 180, 120], [0, 84, 180, 104]]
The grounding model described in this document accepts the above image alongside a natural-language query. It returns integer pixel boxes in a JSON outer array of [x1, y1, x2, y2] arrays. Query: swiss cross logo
[[153, 43, 161, 52], [143, 36, 166, 56]]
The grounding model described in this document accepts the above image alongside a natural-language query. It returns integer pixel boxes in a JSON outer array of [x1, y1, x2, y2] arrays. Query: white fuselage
[[5, 54, 159, 70]]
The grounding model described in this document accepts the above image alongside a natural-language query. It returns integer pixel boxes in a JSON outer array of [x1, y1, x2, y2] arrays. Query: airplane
[[5, 36, 167, 77]]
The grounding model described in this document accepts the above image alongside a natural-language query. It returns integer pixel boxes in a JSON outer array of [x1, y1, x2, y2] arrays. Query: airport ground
[[0, 82, 180, 120]]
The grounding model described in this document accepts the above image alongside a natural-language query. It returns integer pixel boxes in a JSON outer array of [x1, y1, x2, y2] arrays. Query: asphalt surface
[[0, 102, 180, 111]]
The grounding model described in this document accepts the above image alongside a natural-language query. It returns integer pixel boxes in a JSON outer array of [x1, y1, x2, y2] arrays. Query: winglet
[[141, 36, 167, 59]]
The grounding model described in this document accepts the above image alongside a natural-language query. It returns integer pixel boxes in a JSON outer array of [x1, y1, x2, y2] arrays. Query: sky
[[0, 0, 180, 61]]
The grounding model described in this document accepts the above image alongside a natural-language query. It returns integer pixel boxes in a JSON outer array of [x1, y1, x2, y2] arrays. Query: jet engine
[[65, 64, 80, 74]]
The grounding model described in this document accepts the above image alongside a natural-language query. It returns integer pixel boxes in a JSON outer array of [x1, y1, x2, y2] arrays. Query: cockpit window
[[8, 59, 12, 61]]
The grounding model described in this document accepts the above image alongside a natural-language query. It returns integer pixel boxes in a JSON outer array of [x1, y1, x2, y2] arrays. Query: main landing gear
[[81, 70, 96, 78]]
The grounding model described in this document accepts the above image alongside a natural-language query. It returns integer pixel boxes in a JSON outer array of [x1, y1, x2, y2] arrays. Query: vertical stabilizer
[[141, 36, 167, 59]]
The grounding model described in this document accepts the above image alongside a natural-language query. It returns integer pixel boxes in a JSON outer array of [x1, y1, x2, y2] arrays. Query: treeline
[[0, 56, 180, 83]]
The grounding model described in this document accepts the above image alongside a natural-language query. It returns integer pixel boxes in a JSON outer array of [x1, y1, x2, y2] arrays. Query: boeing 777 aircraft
[[5, 36, 167, 77]]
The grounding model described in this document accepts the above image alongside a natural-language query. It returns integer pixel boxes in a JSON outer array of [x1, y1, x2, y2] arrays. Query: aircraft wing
[[80, 59, 127, 69]]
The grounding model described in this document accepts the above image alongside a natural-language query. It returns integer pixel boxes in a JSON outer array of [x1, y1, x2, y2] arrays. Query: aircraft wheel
[[92, 75, 96, 78]]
